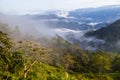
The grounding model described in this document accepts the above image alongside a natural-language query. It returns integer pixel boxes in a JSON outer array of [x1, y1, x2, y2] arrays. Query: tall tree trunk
[[24, 65, 27, 78], [24, 60, 37, 79]]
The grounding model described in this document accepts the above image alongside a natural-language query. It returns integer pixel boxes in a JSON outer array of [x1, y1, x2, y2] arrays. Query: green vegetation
[[0, 23, 120, 80], [85, 19, 120, 52], [85, 19, 120, 43]]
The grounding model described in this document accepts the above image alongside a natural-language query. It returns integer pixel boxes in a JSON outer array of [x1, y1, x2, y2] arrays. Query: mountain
[[85, 19, 120, 52], [0, 30, 120, 80], [26, 5, 120, 31], [70, 5, 120, 22], [86, 19, 120, 43], [1, 5, 120, 51]]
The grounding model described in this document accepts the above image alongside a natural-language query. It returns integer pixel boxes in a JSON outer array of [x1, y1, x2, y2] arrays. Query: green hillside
[[0, 23, 120, 80], [86, 19, 120, 43]]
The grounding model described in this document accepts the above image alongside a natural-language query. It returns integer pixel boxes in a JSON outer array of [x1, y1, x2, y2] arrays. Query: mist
[[0, 14, 106, 51], [65, 32, 106, 51], [0, 14, 59, 39], [0, 13, 116, 52]]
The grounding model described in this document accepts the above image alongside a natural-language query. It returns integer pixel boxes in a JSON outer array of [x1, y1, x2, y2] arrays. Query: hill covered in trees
[[0, 28, 120, 80], [85, 19, 120, 52], [86, 19, 120, 43]]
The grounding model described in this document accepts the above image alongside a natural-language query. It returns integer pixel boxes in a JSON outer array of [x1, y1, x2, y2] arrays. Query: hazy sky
[[0, 0, 120, 14]]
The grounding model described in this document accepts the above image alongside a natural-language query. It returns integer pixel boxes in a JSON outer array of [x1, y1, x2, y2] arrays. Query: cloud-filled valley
[[1, 5, 120, 51]]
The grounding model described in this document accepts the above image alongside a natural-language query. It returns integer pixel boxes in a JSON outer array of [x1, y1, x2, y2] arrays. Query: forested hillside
[[85, 19, 120, 52], [86, 19, 120, 42], [0, 22, 120, 80]]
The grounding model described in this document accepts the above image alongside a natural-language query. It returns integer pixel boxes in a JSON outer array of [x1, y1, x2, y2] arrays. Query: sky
[[0, 0, 120, 14]]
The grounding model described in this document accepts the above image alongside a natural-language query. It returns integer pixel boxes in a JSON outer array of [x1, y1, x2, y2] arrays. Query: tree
[[89, 51, 111, 79], [112, 55, 120, 72], [0, 31, 24, 79], [0, 23, 11, 35], [62, 54, 75, 71], [15, 40, 50, 78], [11, 26, 22, 40]]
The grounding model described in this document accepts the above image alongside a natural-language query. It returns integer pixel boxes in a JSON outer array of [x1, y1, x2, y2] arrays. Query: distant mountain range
[[26, 5, 120, 32], [1, 5, 120, 52]]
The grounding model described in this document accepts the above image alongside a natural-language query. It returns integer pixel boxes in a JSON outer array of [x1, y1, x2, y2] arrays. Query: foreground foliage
[[0, 31, 120, 80]]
